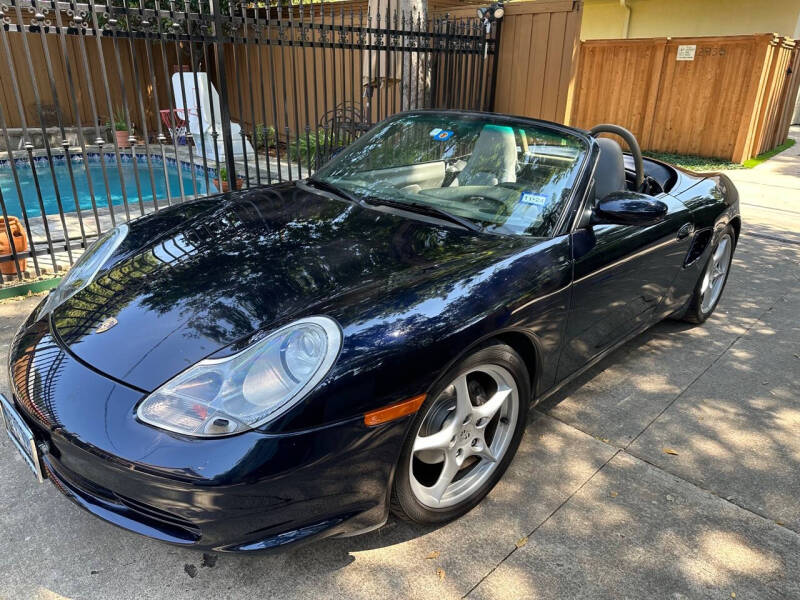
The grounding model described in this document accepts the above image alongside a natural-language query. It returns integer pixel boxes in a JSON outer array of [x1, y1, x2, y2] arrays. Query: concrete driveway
[[1, 131, 799, 600]]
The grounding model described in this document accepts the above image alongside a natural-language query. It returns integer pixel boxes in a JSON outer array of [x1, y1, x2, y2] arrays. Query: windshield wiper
[[362, 197, 483, 233], [306, 178, 482, 233], [305, 177, 364, 206]]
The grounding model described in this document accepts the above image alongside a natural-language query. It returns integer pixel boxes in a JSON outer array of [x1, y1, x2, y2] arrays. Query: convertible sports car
[[1, 111, 739, 552]]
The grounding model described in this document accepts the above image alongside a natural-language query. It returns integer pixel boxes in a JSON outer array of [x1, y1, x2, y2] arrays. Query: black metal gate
[[0, 0, 499, 283]]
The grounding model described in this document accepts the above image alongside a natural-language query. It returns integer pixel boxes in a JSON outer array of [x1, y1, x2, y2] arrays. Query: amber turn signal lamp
[[364, 394, 426, 427]]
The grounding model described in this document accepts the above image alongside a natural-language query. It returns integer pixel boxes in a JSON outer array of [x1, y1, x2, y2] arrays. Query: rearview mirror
[[592, 191, 668, 226]]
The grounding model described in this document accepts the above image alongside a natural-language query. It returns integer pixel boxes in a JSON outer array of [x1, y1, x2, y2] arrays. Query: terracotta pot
[[0, 216, 28, 275], [115, 129, 131, 149], [213, 178, 244, 193]]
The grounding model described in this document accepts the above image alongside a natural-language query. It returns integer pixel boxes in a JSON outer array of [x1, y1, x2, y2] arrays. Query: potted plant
[[213, 166, 244, 192], [107, 109, 132, 148], [0, 216, 28, 275]]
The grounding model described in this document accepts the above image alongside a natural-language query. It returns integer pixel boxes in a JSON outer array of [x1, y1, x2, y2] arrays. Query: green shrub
[[289, 129, 346, 166], [254, 124, 276, 151]]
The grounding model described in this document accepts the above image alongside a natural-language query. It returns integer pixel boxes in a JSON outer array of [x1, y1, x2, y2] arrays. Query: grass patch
[[643, 151, 743, 172], [742, 138, 796, 168], [644, 138, 796, 172]]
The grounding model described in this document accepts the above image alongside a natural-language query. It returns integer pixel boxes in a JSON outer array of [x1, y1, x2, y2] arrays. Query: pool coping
[[0, 147, 218, 177]]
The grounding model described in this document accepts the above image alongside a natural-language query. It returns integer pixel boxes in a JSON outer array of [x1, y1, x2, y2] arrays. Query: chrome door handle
[[677, 223, 694, 240]]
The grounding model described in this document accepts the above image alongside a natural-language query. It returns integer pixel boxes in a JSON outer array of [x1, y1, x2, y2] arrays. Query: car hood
[[49, 183, 525, 391]]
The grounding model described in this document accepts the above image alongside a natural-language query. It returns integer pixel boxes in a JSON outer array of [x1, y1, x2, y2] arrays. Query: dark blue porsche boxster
[[1, 111, 739, 552]]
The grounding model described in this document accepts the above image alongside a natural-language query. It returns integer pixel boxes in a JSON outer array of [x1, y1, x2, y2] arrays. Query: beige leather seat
[[454, 125, 517, 187]]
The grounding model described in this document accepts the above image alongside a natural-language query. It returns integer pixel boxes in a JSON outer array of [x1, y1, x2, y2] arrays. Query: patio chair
[[315, 101, 370, 167], [170, 72, 255, 160]]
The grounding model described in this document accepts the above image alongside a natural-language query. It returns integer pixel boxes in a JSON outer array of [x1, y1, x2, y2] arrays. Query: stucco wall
[[581, 0, 800, 40]]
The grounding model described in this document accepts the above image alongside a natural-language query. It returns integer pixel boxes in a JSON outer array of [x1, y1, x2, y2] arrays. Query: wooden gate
[[568, 34, 800, 163], [441, 0, 584, 124]]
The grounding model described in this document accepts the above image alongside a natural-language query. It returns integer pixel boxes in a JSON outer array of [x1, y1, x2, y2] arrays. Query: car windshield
[[313, 113, 588, 236]]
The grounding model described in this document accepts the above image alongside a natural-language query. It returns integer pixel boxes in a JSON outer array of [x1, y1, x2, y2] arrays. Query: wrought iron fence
[[0, 0, 499, 283]]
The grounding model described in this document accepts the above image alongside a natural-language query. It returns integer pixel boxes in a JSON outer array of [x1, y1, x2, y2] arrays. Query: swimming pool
[[0, 154, 218, 219]]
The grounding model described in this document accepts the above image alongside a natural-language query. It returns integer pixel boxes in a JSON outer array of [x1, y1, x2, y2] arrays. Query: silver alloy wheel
[[409, 364, 519, 509], [700, 233, 732, 314]]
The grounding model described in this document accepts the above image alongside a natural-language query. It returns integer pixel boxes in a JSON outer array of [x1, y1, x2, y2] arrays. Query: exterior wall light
[[477, 2, 505, 22]]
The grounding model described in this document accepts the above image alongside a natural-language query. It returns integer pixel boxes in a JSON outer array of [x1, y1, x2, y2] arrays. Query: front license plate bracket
[[0, 394, 45, 483]]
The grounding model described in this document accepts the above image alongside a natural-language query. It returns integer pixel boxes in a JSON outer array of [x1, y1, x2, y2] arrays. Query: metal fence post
[[212, 0, 237, 184], [487, 17, 502, 112]]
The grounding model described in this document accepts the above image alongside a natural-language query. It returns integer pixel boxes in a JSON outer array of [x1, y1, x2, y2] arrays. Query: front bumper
[[36, 415, 402, 552], [5, 316, 407, 552]]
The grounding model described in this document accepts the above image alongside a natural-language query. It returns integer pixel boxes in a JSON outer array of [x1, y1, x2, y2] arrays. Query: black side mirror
[[592, 191, 668, 226]]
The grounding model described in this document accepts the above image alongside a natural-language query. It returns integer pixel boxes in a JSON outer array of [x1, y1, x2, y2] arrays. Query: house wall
[[581, 0, 800, 40]]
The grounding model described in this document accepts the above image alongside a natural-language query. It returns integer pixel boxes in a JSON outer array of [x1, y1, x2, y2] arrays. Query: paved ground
[[0, 129, 798, 600]]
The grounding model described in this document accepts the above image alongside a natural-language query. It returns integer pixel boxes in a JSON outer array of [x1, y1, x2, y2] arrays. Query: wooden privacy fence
[[0, 0, 492, 138], [444, 0, 583, 124], [568, 34, 800, 163], [0, 32, 181, 135], [0, 0, 584, 136]]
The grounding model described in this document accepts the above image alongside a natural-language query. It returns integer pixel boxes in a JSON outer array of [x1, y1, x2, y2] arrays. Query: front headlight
[[136, 316, 342, 437], [41, 224, 129, 313]]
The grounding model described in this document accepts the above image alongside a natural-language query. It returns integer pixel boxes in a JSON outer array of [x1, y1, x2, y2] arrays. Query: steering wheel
[[589, 124, 644, 192]]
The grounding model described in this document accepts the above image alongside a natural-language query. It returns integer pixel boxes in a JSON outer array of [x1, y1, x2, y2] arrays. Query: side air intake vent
[[685, 228, 713, 267]]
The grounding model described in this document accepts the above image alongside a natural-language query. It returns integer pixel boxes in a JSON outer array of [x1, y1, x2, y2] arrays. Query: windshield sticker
[[429, 129, 453, 141], [520, 192, 548, 207]]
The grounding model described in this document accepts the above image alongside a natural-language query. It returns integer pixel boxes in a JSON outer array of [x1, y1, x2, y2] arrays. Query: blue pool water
[[0, 155, 217, 219]]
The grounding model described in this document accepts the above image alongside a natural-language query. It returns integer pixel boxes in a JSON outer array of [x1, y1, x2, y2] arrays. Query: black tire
[[390, 340, 530, 525], [681, 225, 736, 324]]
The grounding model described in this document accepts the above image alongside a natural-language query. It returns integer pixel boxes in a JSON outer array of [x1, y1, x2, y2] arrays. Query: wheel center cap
[[459, 428, 471, 442]]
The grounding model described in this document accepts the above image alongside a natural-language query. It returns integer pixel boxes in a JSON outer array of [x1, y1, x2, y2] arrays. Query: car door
[[555, 192, 693, 380]]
